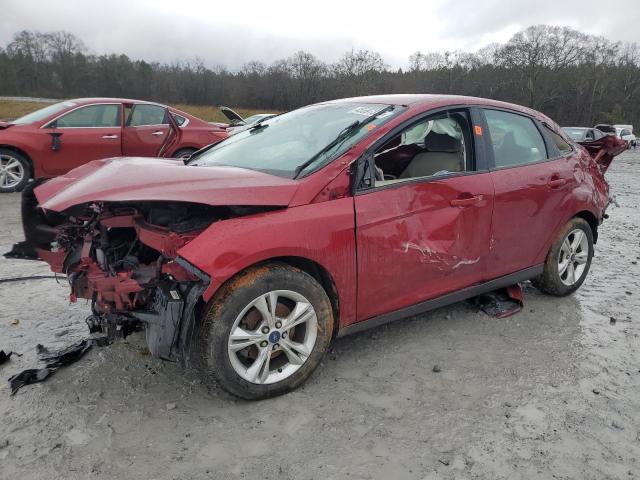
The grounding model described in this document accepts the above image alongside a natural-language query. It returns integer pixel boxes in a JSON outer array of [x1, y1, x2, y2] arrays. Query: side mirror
[[48, 132, 63, 151], [352, 154, 374, 191]]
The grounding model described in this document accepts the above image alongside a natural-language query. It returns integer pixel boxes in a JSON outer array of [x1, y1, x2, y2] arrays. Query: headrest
[[424, 132, 460, 153]]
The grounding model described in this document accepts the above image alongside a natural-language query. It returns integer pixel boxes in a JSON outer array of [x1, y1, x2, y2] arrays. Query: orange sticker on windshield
[[367, 124, 377, 131], [474, 125, 483, 136]]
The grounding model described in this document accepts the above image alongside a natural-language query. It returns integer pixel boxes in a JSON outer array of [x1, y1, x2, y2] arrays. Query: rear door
[[122, 104, 171, 157], [41, 103, 122, 175], [354, 108, 494, 321], [482, 108, 578, 278]]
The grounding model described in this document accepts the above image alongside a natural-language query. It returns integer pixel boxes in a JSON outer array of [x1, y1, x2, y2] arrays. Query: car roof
[[58, 98, 201, 121], [63, 97, 166, 106], [324, 94, 551, 122]]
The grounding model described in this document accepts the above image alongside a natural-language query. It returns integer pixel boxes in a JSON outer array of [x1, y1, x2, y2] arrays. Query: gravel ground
[[1, 151, 639, 480]]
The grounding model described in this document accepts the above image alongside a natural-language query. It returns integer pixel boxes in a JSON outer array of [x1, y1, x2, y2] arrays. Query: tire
[[172, 148, 197, 160], [0, 148, 31, 193], [191, 263, 334, 400], [532, 217, 594, 296]]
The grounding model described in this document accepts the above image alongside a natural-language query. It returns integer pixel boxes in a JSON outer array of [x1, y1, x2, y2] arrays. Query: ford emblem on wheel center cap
[[268, 331, 281, 344]]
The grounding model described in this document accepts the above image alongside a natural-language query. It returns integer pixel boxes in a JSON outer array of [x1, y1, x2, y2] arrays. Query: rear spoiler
[[578, 135, 627, 173]]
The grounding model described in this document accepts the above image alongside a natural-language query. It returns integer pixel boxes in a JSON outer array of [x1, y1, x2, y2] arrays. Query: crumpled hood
[[35, 157, 299, 212]]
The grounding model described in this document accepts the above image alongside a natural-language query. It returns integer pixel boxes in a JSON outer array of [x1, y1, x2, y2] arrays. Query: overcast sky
[[1, 0, 639, 69]]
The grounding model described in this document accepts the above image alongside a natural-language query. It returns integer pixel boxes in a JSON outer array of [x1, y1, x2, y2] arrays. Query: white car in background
[[219, 106, 278, 135], [614, 124, 636, 148]]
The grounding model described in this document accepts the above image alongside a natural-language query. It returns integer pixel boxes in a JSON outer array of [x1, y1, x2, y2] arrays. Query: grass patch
[[0, 100, 49, 120], [0, 99, 279, 123]]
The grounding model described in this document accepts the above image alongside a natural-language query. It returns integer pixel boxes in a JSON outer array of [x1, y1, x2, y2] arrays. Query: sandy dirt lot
[[1, 151, 639, 480]]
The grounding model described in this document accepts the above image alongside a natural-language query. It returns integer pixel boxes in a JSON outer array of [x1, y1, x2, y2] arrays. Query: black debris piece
[[8, 368, 55, 394], [3, 241, 40, 261], [471, 284, 524, 318], [0, 350, 22, 366], [1, 350, 17, 365], [8, 337, 111, 395]]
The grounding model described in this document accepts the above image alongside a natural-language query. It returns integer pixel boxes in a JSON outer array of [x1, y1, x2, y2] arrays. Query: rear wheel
[[0, 149, 31, 193], [191, 263, 334, 400], [533, 217, 593, 296]]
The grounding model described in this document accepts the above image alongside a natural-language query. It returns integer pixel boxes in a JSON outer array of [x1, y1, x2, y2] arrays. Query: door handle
[[548, 178, 567, 188], [151, 131, 164, 136], [102, 134, 118, 139], [450, 194, 483, 207]]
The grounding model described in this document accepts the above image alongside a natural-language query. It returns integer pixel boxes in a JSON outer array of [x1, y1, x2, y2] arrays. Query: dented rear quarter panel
[[530, 138, 619, 264]]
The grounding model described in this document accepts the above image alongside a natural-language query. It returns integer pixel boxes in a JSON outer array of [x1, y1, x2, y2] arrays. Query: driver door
[[41, 103, 122, 175], [354, 109, 494, 321]]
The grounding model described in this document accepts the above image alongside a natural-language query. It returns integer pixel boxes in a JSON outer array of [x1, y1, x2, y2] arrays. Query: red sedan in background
[[0, 98, 228, 192]]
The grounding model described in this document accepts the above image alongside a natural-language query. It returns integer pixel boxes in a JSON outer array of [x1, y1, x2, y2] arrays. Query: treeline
[[1, 26, 639, 126]]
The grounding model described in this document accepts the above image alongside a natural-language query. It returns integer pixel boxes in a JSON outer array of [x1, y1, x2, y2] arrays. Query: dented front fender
[[177, 198, 358, 327]]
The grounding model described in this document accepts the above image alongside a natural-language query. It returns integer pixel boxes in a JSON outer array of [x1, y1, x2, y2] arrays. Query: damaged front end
[[6, 182, 258, 361]]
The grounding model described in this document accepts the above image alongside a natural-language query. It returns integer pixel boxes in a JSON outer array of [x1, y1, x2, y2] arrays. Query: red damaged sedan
[[7, 94, 625, 399], [0, 98, 228, 192]]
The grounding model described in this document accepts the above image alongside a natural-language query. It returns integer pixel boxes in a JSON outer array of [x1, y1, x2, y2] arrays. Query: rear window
[[484, 109, 547, 168], [172, 113, 187, 126], [128, 104, 168, 126], [544, 126, 573, 155]]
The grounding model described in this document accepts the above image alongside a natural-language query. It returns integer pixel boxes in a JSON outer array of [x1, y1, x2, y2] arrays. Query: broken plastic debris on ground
[[7, 337, 110, 395], [4, 282, 527, 395]]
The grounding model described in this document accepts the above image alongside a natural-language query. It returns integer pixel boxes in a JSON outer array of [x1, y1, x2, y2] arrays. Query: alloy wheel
[[0, 154, 25, 189], [558, 228, 589, 286], [227, 290, 318, 385]]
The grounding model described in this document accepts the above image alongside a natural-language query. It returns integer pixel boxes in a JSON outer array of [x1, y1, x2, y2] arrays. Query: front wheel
[[172, 148, 197, 160], [0, 149, 31, 193], [191, 263, 334, 400], [533, 217, 594, 296]]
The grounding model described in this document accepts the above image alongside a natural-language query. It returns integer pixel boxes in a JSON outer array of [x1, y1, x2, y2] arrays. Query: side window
[[127, 104, 168, 126], [54, 104, 120, 128], [484, 109, 547, 168], [172, 113, 187, 126], [621, 129, 631, 136], [544, 125, 573, 155], [372, 110, 473, 186], [593, 129, 604, 140]]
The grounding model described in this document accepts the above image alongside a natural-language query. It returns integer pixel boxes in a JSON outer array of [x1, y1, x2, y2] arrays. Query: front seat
[[399, 132, 464, 179]]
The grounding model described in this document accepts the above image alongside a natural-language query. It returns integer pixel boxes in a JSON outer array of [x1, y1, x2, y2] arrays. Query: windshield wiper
[[293, 105, 395, 179]]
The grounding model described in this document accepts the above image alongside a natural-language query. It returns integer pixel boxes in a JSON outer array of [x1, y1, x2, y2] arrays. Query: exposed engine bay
[[8, 180, 277, 361]]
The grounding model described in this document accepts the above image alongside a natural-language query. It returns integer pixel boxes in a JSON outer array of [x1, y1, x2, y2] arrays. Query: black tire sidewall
[[0, 149, 31, 193], [173, 148, 196, 159], [194, 263, 334, 400]]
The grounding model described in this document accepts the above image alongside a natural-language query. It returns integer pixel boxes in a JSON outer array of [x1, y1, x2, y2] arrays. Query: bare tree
[[1, 26, 640, 128]]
